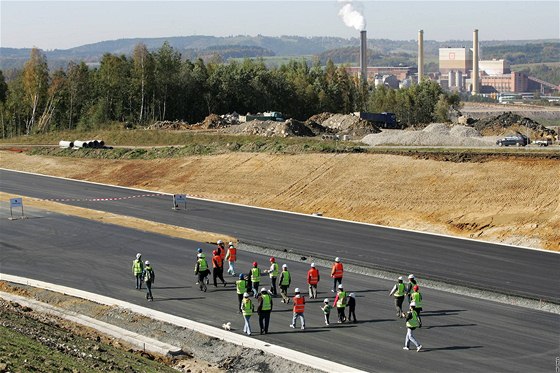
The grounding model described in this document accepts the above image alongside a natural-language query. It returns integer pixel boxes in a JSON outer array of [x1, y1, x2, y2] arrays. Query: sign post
[[9, 197, 25, 220], [172, 194, 187, 211]]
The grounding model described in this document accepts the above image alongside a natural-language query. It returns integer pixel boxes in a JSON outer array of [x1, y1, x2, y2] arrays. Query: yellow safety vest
[[236, 280, 247, 295], [406, 310, 419, 328], [261, 293, 272, 311], [411, 292, 423, 308], [242, 299, 253, 316], [394, 283, 405, 297], [251, 267, 261, 282], [270, 263, 279, 278]]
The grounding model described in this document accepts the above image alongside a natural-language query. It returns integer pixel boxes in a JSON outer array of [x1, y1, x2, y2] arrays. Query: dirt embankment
[[1, 150, 558, 250]]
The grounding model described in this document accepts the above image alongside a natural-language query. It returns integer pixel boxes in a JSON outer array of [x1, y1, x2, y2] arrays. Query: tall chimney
[[417, 30, 424, 83], [472, 29, 479, 95], [360, 30, 367, 83]]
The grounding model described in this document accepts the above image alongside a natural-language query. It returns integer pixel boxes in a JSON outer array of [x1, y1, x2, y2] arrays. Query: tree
[[154, 42, 181, 120], [132, 43, 154, 123], [66, 61, 91, 129], [22, 48, 49, 134], [0, 70, 7, 103]]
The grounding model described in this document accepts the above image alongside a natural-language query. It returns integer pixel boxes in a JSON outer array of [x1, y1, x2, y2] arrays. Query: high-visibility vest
[[411, 291, 423, 308], [331, 263, 343, 278], [236, 279, 247, 294], [307, 268, 319, 285], [132, 259, 143, 275], [394, 283, 405, 297], [280, 270, 291, 286], [269, 263, 279, 278], [212, 254, 223, 268], [143, 266, 154, 282], [226, 247, 237, 262], [251, 267, 261, 282], [336, 291, 347, 308], [196, 258, 208, 272], [261, 293, 272, 311], [293, 295, 305, 313], [406, 309, 419, 328], [242, 298, 253, 316], [218, 245, 226, 260]]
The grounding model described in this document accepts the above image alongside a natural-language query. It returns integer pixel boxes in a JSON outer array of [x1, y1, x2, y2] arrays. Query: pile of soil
[[222, 119, 316, 137], [473, 112, 557, 137], [145, 121, 191, 130], [319, 113, 381, 137], [197, 114, 231, 129]]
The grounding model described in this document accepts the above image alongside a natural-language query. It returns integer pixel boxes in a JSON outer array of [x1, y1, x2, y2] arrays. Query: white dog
[[222, 322, 231, 331]]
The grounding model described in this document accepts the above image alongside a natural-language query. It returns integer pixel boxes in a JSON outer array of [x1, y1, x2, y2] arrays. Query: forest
[[0, 42, 460, 138]]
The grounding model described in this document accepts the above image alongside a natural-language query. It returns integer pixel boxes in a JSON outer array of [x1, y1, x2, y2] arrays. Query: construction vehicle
[[353, 112, 400, 129]]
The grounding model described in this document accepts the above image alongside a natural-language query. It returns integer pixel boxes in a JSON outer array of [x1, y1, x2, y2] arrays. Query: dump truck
[[353, 112, 400, 129]]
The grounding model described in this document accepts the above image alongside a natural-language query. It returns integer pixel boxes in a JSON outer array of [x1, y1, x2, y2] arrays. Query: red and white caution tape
[[30, 193, 166, 202]]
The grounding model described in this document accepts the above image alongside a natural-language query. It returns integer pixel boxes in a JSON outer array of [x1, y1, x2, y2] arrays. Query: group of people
[[131, 241, 424, 351], [389, 274, 424, 351]]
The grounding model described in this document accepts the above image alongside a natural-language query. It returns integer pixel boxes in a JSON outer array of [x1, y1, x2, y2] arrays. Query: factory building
[[439, 47, 473, 75], [345, 66, 416, 83]]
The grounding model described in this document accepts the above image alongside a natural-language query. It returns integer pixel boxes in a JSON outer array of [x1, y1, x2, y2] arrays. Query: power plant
[[472, 29, 479, 95], [360, 30, 367, 83], [417, 30, 424, 83]]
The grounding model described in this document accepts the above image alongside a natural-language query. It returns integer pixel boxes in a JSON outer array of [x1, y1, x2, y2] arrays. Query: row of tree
[[0, 42, 459, 138]]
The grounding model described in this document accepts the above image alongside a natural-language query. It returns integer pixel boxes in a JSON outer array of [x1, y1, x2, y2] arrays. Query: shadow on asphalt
[[422, 345, 483, 352], [267, 329, 332, 335], [421, 310, 467, 317], [424, 323, 477, 329], [355, 318, 394, 324], [152, 297, 206, 302], [154, 286, 192, 290]]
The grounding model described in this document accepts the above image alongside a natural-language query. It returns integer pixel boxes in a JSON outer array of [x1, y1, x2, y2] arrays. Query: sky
[[1, 1, 559, 50]]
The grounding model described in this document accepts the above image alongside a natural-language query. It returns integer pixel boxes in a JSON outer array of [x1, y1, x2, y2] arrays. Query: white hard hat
[[410, 301, 416, 307], [408, 274, 415, 279], [324, 298, 329, 303], [398, 276, 403, 281], [197, 253, 202, 258], [349, 293, 355, 298], [282, 264, 288, 268], [261, 287, 267, 293], [335, 257, 340, 262], [136, 253, 141, 259], [338, 284, 343, 289], [229, 241, 234, 246], [295, 294, 301, 298], [217, 240, 223, 244], [145, 260, 150, 265], [294, 288, 300, 293], [310, 263, 316, 268], [243, 292, 249, 298]]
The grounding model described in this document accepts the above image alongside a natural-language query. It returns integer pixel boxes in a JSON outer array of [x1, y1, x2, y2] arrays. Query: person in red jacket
[[211, 250, 227, 287], [216, 240, 226, 261], [289, 288, 305, 330], [331, 257, 343, 292], [307, 263, 320, 299]]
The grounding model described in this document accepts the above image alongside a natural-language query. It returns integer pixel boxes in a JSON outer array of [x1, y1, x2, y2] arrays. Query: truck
[[353, 112, 400, 129], [533, 138, 553, 147], [240, 111, 285, 123]]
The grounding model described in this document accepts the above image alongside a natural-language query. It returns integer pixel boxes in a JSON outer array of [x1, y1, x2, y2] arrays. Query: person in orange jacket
[[331, 257, 343, 292], [307, 263, 320, 299], [225, 242, 237, 276], [216, 240, 226, 261], [211, 250, 227, 287], [289, 288, 305, 330]]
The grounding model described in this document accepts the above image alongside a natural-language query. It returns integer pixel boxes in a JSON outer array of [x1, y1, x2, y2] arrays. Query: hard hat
[[335, 257, 340, 262], [324, 298, 329, 303], [408, 274, 415, 279], [269, 257, 275, 262], [410, 301, 416, 307], [217, 240, 223, 244], [398, 276, 403, 281], [197, 253, 202, 258], [349, 293, 355, 298], [413, 285, 419, 291], [338, 284, 343, 289], [295, 294, 301, 298], [228, 241, 234, 246], [310, 263, 315, 268], [136, 253, 141, 259], [197, 248, 202, 253], [261, 287, 267, 293], [294, 288, 300, 293], [239, 274, 244, 279], [145, 260, 150, 265], [212, 250, 218, 255], [243, 292, 249, 298], [282, 264, 288, 268], [253, 261, 258, 267]]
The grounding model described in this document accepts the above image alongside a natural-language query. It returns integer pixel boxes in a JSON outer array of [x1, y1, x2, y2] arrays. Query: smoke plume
[[338, 1, 366, 31]]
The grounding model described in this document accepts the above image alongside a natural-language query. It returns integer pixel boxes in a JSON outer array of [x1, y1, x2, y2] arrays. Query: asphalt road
[[0, 208, 558, 372], [1, 169, 559, 303]]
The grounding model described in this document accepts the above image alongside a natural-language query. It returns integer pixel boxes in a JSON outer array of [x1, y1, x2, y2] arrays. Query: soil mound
[[473, 112, 556, 137], [222, 119, 315, 137], [145, 121, 190, 130]]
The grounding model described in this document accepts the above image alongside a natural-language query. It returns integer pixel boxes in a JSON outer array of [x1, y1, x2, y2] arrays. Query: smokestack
[[472, 29, 479, 95], [417, 30, 424, 83], [360, 30, 367, 83]]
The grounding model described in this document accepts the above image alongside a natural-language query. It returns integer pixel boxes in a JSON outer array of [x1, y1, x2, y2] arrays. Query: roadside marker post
[[172, 194, 187, 211], [9, 197, 26, 220]]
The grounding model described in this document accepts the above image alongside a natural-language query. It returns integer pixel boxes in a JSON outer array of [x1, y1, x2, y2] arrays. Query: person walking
[[347, 293, 357, 323], [250, 262, 261, 298], [321, 299, 332, 326], [279, 264, 291, 303], [225, 242, 237, 276], [307, 263, 320, 299], [236, 274, 248, 312], [216, 240, 226, 262], [331, 257, 343, 292], [265, 257, 279, 296], [403, 302, 422, 352], [406, 274, 418, 304], [143, 260, 155, 301], [194, 252, 210, 292], [211, 250, 227, 287], [333, 284, 347, 323], [389, 276, 406, 318], [410, 285, 423, 327], [290, 288, 306, 330], [241, 292, 254, 336], [132, 253, 144, 290], [257, 287, 273, 334]]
